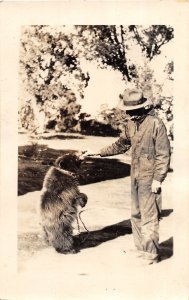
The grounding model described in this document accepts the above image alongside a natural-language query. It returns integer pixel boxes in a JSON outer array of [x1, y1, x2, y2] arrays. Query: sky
[[80, 60, 126, 118]]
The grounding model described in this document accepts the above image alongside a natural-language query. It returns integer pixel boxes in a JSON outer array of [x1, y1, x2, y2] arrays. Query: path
[[16, 133, 187, 300]]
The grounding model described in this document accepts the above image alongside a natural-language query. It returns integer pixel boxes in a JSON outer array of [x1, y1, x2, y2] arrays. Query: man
[[85, 88, 171, 265]]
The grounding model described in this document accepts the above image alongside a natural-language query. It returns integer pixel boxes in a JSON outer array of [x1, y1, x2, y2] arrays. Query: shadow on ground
[[159, 209, 173, 261], [18, 220, 132, 256], [161, 209, 173, 218], [18, 146, 131, 195], [78, 157, 131, 185], [159, 237, 173, 261], [75, 219, 132, 250], [75, 213, 173, 263], [18, 220, 173, 264], [41, 134, 84, 140]]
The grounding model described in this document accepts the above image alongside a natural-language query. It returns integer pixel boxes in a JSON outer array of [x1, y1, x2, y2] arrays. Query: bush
[[79, 119, 120, 137]]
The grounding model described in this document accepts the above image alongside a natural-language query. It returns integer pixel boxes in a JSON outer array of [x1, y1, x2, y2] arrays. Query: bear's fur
[[39, 153, 87, 254]]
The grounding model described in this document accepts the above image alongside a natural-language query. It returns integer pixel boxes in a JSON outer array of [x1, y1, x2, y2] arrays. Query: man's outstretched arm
[[100, 137, 131, 157]]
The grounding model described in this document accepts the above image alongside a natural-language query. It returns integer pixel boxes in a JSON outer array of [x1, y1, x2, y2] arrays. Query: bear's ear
[[58, 160, 63, 169], [54, 157, 61, 168], [55, 153, 81, 172]]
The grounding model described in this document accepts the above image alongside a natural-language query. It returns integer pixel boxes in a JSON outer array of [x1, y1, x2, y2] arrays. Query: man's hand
[[151, 180, 161, 193], [81, 150, 100, 158]]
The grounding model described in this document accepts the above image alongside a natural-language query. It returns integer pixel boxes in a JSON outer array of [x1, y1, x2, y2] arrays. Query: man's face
[[126, 107, 146, 121]]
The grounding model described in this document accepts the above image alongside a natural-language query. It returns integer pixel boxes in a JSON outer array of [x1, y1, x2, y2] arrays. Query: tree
[[19, 25, 174, 138], [75, 25, 131, 81], [99, 105, 126, 132], [75, 25, 174, 139], [75, 25, 174, 80], [19, 25, 90, 133], [128, 25, 174, 60]]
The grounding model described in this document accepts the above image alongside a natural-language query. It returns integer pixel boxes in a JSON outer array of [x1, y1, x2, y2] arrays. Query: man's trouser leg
[[131, 178, 143, 252], [131, 178, 162, 260], [138, 179, 161, 260]]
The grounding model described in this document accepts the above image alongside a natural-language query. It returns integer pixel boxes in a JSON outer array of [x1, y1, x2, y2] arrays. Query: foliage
[[75, 25, 174, 139], [128, 25, 174, 61], [78, 119, 120, 137], [75, 25, 174, 79], [164, 61, 174, 81], [99, 107, 126, 131], [19, 25, 90, 133], [76, 25, 131, 80], [19, 99, 36, 133], [19, 25, 174, 138]]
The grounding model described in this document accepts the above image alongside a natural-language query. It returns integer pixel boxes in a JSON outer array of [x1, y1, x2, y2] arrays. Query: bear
[[39, 153, 88, 254]]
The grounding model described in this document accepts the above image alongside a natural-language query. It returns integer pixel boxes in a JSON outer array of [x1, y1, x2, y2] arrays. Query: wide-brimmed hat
[[118, 88, 152, 111]]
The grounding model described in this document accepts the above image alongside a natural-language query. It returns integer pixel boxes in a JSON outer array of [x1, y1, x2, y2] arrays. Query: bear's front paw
[[78, 193, 88, 207]]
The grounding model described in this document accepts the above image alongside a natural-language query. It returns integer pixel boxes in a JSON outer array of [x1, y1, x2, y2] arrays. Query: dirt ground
[[16, 133, 188, 300]]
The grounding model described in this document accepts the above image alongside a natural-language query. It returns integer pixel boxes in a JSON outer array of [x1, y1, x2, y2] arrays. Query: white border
[[0, 1, 189, 299]]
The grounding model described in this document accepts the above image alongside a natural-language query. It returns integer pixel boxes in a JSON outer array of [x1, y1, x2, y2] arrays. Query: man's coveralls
[[100, 110, 171, 260]]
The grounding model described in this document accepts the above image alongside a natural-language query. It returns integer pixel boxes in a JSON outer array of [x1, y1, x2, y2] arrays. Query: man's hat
[[118, 88, 152, 111]]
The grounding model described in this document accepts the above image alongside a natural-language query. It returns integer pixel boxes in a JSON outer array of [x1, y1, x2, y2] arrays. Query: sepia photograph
[[1, 2, 189, 300], [18, 24, 174, 268]]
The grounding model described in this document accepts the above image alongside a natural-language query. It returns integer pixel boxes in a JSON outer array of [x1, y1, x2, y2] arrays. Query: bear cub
[[40, 153, 87, 254]]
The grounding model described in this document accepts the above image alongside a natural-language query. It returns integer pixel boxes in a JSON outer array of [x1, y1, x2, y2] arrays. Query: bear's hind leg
[[49, 222, 76, 254], [53, 231, 76, 254]]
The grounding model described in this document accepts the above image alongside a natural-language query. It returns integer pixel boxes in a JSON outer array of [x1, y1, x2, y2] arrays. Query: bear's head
[[55, 153, 83, 173]]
